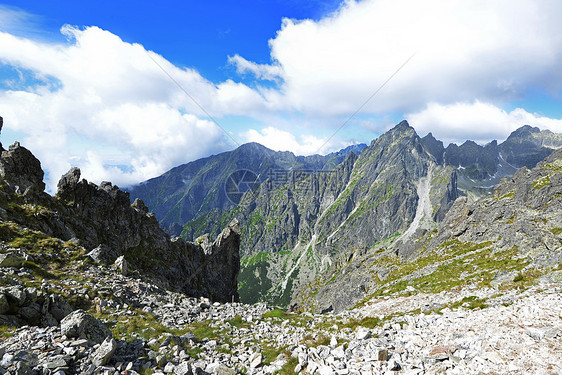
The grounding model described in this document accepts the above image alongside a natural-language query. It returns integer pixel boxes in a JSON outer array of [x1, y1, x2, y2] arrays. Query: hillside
[[170, 122, 561, 307], [299, 148, 562, 313], [0, 119, 559, 374], [0, 118, 240, 303], [126, 143, 366, 236]]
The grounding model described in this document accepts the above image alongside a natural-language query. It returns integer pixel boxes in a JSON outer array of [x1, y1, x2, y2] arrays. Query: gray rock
[[525, 326, 559, 341], [0, 253, 23, 268], [113, 255, 128, 276], [0, 293, 9, 314], [87, 244, 119, 266], [60, 309, 112, 344], [0, 141, 45, 195], [92, 337, 117, 366], [355, 327, 371, 340], [205, 363, 235, 375], [249, 352, 262, 368], [174, 362, 192, 375]]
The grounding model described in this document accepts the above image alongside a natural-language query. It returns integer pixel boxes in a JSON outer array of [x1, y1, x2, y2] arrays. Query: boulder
[[113, 255, 128, 276], [91, 337, 117, 366], [0, 253, 24, 268], [0, 141, 45, 195], [60, 309, 112, 344], [87, 244, 120, 266]]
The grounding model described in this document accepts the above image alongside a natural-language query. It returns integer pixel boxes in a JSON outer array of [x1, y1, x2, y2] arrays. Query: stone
[[87, 244, 119, 266], [174, 361, 192, 375], [377, 349, 388, 361], [525, 326, 559, 340], [113, 255, 128, 276], [355, 327, 371, 340], [92, 337, 117, 366], [428, 346, 451, 361], [249, 352, 263, 368], [388, 360, 401, 371], [206, 362, 236, 375], [48, 294, 73, 322], [0, 141, 45, 195], [44, 358, 67, 369], [0, 253, 23, 268], [13, 350, 38, 367], [60, 309, 112, 344], [163, 362, 176, 373], [0, 293, 9, 314]]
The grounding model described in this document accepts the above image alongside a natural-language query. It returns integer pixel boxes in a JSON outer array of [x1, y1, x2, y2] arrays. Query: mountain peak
[[393, 120, 413, 131]]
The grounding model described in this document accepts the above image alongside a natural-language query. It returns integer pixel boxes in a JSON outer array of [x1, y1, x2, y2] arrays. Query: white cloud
[[406, 101, 562, 145], [0, 25, 271, 192], [241, 126, 348, 155], [228, 55, 283, 82], [238, 0, 562, 116]]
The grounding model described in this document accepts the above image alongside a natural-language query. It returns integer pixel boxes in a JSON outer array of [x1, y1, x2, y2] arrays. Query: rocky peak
[[0, 140, 45, 196], [421, 132, 445, 164], [0, 118, 241, 302]]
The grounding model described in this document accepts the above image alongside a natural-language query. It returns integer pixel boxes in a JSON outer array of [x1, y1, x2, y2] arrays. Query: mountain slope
[[127, 142, 366, 235], [182, 121, 459, 306], [301, 148, 562, 313], [0, 118, 240, 303]]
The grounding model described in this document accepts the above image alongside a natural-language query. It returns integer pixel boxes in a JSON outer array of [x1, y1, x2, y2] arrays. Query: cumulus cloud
[[241, 126, 350, 155], [0, 25, 270, 192], [238, 0, 562, 116], [406, 101, 562, 145]]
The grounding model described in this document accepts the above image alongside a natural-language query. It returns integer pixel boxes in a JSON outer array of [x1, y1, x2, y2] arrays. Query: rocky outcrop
[[53, 167, 242, 302], [0, 122, 240, 303], [0, 142, 46, 196], [295, 146, 562, 313], [0, 285, 72, 327]]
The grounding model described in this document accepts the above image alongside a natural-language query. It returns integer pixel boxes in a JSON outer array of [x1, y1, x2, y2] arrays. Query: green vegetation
[[550, 228, 562, 236], [447, 296, 488, 310], [498, 191, 515, 200], [355, 240, 532, 308], [0, 325, 16, 338], [340, 316, 382, 330], [532, 175, 551, 189]]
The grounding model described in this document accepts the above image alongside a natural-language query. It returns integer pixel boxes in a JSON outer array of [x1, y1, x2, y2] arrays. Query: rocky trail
[[1, 258, 560, 375]]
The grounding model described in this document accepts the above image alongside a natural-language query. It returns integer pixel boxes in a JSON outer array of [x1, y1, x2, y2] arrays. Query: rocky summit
[[0, 115, 561, 375]]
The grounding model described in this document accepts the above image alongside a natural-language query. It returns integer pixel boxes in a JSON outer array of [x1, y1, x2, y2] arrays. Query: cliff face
[[126, 142, 366, 235], [0, 118, 240, 302], [184, 121, 459, 306], [302, 148, 562, 313]]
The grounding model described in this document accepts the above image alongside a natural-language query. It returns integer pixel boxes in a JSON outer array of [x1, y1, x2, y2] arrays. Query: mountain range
[[127, 121, 562, 307], [0, 114, 560, 374]]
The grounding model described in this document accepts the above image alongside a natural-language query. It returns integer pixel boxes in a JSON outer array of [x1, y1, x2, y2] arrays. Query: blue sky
[[0, 0, 561, 192]]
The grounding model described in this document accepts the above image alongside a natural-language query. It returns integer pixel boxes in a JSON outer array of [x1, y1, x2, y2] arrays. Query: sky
[[0, 0, 561, 192]]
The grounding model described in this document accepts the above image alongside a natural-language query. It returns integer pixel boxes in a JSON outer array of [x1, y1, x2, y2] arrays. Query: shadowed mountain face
[[129, 122, 561, 307], [0, 116, 241, 303]]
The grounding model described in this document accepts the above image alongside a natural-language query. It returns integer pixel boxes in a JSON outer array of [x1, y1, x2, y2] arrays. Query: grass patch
[[227, 315, 251, 329], [550, 228, 562, 236], [275, 356, 298, 375], [448, 296, 488, 310], [0, 325, 16, 338], [340, 316, 382, 331]]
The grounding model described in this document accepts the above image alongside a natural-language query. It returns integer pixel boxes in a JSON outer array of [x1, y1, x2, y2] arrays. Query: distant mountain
[[420, 126, 562, 194], [130, 122, 561, 306], [181, 121, 458, 305], [126, 142, 366, 235]]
